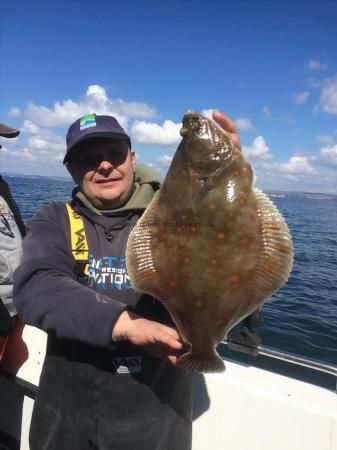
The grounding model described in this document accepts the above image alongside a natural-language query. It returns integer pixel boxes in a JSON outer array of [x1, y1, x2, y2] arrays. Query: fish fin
[[238, 189, 294, 316], [126, 192, 166, 298], [176, 349, 225, 373]]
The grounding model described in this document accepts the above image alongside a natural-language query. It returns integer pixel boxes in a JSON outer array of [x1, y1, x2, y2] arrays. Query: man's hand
[[212, 111, 241, 150], [112, 310, 183, 365]]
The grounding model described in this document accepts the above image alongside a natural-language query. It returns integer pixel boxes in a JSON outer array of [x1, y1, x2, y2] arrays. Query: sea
[[4, 175, 337, 369]]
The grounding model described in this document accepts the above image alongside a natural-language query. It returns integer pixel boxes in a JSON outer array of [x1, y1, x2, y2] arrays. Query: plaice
[[126, 111, 293, 373]]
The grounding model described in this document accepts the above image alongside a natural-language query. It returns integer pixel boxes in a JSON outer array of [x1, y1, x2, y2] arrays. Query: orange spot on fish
[[143, 270, 155, 278], [228, 212, 235, 220], [169, 280, 177, 288], [240, 237, 249, 245], [161, 232, 170, 240], [268, 223, 280, 230], [264, 265, 274, 273], [234, 170, 240, 177], [239, 197, 245, 205], [230, 274, 240, 283], [195, 300, 203, 309], [217, 232, 226, 240]]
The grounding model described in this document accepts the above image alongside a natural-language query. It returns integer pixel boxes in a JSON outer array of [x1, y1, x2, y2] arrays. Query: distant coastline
[[266, 191, 337, 201], [2, 171, 72, 183]]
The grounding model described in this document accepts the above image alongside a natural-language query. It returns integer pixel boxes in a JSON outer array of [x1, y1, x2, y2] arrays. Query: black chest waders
[[29, 203, 192, 450]]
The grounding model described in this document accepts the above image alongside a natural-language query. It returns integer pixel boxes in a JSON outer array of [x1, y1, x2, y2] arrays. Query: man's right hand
[[112, 310, 183, 365]]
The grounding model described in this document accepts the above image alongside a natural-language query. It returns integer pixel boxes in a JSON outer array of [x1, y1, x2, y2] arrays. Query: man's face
[[67, 138, 136, 210]]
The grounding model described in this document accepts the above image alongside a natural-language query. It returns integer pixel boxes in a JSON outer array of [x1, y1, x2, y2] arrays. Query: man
[[0, 123, 26, 449], [0, 123, 25, 337], [13, 111, 240, 450]]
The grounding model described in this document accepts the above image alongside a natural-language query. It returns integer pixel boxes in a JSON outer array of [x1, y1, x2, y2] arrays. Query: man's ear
[[131, 150, 136, 171]]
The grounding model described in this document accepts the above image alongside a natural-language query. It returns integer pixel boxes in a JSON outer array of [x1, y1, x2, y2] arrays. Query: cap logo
[[80, 114, 96, 130]]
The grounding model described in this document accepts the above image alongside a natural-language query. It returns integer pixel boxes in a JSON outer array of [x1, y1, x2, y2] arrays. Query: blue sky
[[1, 0, 337, 193]]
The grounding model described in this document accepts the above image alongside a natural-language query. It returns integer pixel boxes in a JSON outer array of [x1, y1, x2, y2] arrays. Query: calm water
[[5, 175, 337, 366]]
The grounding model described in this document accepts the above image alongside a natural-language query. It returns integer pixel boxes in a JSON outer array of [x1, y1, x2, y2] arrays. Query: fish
[[126, 111, 293, 373]]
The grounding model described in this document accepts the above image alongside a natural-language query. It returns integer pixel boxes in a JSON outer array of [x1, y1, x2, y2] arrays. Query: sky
[[1, 0, 337, 193]]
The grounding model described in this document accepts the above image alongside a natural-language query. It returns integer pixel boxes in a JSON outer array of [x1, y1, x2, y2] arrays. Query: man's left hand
[[212, 111, 241, 150]]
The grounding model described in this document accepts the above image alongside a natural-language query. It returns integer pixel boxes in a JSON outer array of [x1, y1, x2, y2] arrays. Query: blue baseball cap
[[64, 113, 131, 163]]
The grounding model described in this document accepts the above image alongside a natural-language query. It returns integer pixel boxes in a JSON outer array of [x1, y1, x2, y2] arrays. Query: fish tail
[[176, 350, 225, 373]]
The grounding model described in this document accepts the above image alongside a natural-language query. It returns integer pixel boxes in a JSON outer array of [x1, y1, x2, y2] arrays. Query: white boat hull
[[193, 359, 337, 450]]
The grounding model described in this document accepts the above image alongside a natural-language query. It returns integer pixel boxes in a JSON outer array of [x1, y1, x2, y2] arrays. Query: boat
[[193, 342, 337, 450], [1, 324, 336, 450]]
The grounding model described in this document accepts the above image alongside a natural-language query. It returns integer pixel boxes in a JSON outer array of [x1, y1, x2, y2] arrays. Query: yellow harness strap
[[66, 203, 89, 276]]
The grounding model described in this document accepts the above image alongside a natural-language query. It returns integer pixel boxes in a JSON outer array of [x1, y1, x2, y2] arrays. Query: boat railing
[[256, 345, 337, 378], [220, 338, 337, 391]]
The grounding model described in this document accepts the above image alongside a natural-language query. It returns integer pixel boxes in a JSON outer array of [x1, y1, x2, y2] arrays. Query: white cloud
[[319, 76, 337, 114], [4, 86, 337, 193], [1, 126, 65, 173], [278, 156, 315, 174], [156, 155, 173, 167], [315, 144, 337, 168], [262, 105, 272, 118], [20, 148, 37, 161], [242, 136, 273, 160], [27, 131, 64, 153], [23, 84, 157, 128], [131, 120, 181, 146], [316, 135, 334, 146], [25, 100, 85, 128], [292, 91, 310, 105], [111, 98, 157, 121], [307, 59, 328, 70], [256, 168, 337, 194], [235, 117, 254, 130], [49, 152, 64, 163], [8, 107, 21, 118], [86, 84, 106, 102], [1, 145, 37, 161], [21, 120, 40, 134]]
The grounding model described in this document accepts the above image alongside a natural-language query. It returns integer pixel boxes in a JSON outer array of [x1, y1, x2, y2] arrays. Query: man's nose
[[98, 159, 114, 173]]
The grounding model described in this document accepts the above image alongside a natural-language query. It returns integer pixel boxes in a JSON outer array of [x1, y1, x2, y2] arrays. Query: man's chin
[[89, 185, 133, 210], [96, 192, 133, 210]]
